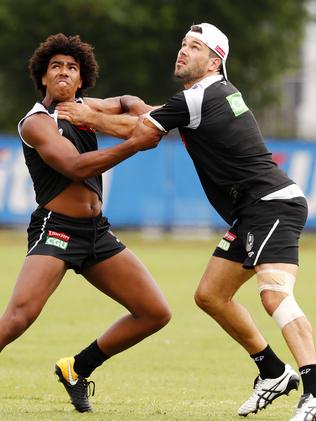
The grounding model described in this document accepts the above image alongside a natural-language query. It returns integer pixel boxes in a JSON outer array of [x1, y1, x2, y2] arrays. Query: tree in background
[[0, 0, 307, 132]]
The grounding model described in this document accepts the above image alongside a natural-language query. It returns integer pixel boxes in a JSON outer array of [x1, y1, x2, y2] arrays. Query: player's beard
[[174, 60, 209, 85]]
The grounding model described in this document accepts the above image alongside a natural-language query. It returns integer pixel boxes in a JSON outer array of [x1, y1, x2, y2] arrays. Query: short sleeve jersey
[[149, 75, 293, 224], [18, 100, 103, 207]]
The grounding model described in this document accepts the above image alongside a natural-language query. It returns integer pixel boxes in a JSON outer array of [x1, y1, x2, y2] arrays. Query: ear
[[208, 57, 221, 72], [78, 77, 83, 89], [42, 75, 47, 86]]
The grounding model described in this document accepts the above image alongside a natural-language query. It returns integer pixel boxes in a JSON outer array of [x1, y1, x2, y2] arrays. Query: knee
[[194, 288, 223, 316], [153, 304, 172, 329], [146, 302, 172, 331], [260, 290, 286, 316], [3, 306, 34, 339], [261, 291, 305, 329]]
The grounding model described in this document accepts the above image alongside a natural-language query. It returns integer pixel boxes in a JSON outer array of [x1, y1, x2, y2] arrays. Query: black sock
[[250, 345, 285, 379], [299, 365, 316, 397], [74, 340, 110, 377]]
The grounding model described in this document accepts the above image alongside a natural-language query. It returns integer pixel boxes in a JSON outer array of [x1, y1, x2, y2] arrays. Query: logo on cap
[[215, 45, 225, 58]]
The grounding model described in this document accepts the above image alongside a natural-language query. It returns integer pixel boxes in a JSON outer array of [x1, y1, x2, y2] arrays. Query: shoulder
[[19, 102, 56, 131], [20, 110, 59, 149], [21, 111, 56, 135], [151, 91, 187, 114]]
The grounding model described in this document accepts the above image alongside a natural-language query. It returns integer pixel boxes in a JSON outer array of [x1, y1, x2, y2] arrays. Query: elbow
[[120, 95, 140, 112]]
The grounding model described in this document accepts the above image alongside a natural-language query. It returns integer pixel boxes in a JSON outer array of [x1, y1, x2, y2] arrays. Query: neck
[[42, 94, 76, 108], [183, 71, 221, 89]]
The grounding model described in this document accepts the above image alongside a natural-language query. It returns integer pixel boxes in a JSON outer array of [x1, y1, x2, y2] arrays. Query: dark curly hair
[[29, 33, 99, 97]]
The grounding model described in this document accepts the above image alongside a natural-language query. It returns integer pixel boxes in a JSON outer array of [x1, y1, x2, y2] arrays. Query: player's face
[[175, 36, 214, 86], [42, 54, 82, 101]]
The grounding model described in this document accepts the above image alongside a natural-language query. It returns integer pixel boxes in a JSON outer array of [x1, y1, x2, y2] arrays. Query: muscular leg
[[257, 262, 316, 367], [194, 256, 267, 354], [0, 255, 67, 350], [82, 248, 171, 356]]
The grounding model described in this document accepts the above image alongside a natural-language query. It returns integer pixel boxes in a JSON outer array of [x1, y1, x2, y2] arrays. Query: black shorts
[[27, 207, 126, 273], [213, 197, 308, 269]]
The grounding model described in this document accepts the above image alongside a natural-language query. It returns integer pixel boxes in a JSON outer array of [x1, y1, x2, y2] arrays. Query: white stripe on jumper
[[253, 219, 280, 266], [27, 211, 52, 255]]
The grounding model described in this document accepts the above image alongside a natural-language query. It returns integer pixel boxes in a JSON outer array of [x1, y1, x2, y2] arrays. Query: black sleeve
[[149, 91, 190, 131]]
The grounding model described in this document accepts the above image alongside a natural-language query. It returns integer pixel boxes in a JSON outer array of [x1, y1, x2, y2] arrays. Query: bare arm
[[125, 115, 167, 152], [84, 95, 151, 115], [55, 95, 158, 138], [56, 101, 137, 139], [83, 96, 123, 114], [120, 95, 156, 115], [21, 113, 162, 181]]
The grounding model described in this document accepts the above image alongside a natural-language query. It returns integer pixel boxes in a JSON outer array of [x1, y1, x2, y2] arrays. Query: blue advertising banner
[[0, 135, 316, 229]]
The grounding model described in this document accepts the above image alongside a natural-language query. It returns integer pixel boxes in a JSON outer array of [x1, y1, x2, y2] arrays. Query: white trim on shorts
[[27, 210, 52, 255], [253, 218, 280, 266]]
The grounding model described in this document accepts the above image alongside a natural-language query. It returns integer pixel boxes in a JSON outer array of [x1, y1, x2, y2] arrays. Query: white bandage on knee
[[272, 295, 305, 329], [256, 269, 305, 329], [256, 269, 296, 294]]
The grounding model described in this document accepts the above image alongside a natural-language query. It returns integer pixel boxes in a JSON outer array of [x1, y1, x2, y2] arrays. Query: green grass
[[0, 229, 315, 420]]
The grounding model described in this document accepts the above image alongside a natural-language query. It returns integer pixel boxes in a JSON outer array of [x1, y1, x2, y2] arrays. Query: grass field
[[0, 229, 315, 421]]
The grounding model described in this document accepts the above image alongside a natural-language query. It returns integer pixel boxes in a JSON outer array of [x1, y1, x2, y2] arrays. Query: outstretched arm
[[56, 101, 138, 139], [56, 95, 158, 139], [84, 95, 153, 116], [119, 95, 156, 115], [21, 113, 163, 181]]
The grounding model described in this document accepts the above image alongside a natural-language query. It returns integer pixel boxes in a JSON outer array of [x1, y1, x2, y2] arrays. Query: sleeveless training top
[[18, 100, 103, 207]]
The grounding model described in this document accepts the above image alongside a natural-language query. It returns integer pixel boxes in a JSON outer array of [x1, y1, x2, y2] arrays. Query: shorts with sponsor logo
[[27, 207, 125, 273], [213, 197, 308, 269]]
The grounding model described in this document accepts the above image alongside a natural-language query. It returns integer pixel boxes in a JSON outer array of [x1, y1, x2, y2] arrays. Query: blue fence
[[1, 135, 316, 229]]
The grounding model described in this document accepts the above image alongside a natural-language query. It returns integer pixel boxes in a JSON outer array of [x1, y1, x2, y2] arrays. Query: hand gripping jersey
[[148, 75, 295, 225], [18, 100, 103, 207]]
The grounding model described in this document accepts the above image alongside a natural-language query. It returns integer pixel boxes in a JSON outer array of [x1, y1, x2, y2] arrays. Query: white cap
[[186, 23, 229, 79]]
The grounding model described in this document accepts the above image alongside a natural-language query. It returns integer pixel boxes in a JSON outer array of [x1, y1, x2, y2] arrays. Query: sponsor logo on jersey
[[226, 92, 249, 117], [45, 231, 70, 250], [223, 231, 236, 242], [218, 239, 230, 251], [246, 232, 254, 252]]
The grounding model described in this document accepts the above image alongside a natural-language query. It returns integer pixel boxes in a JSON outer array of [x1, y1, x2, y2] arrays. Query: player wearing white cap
[[134, 23, 316, 421]]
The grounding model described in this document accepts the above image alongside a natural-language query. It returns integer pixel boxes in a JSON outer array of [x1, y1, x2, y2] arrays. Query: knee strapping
[[272, 295, 305, 329], [256, 269, 305, 329], [256, 269, 295, 294]]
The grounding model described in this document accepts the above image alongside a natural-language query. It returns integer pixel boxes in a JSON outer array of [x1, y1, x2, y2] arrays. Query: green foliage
[[0, 0, 308, 131]]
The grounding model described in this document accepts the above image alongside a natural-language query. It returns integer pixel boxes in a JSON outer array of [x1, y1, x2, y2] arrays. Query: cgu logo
[[45, 236, 68, 250]]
